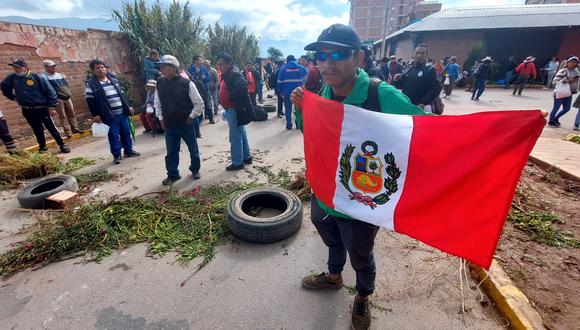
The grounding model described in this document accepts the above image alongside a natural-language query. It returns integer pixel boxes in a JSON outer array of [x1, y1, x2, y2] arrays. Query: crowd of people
[[0, 20, 579, 330]]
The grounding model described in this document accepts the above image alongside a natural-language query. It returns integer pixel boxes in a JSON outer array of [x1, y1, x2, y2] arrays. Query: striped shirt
[[85, 79, 124, 115], [42, 72, 69, 88]]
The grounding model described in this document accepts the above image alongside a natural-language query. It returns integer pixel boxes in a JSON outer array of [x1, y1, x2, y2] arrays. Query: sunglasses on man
[[314, 49, 355, 62]]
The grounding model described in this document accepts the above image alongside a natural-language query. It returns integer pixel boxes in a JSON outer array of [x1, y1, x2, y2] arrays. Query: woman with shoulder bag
[[548, 56, 579, 127]]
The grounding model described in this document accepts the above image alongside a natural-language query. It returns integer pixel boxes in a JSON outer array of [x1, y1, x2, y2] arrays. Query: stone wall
[[0, 21, 142, 146]]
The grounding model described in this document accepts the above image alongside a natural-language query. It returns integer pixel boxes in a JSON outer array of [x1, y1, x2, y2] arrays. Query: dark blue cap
[[304, 24, 361, 51]]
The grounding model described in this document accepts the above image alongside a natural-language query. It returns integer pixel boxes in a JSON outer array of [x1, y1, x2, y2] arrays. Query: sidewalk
[[530, 128, 580, 181]]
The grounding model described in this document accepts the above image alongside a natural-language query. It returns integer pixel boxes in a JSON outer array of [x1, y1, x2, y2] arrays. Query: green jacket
[[296, 68, 425, 219]]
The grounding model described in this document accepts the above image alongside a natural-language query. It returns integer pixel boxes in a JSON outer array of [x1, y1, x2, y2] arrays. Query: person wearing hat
[[513, 56, 537, 96], [1, 58, 71, 153], [85, 59, 140, 164], [388, 55, 402, 78], [154, 55, 205, 184], [471, 56, 493, 101], [290, 23, 424, 330], [548, 56, 579, 128], [276, 54, 307, 130], [139, 79, 159, 134], [42, 59, 84, 137]]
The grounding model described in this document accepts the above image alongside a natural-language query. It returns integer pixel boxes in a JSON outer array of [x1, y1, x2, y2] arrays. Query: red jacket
[[515, 62, 537, 79]]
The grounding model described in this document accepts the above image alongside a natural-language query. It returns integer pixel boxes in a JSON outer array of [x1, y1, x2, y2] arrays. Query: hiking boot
[[38, 147, 48, 154], [226, 163, 244, 171], [301, 272, 343, 290], [243, 157, 253, 165], [162, 176, 181, 185], [209, 119, 216, 124], [124, 150, 141, 157], [72, 128, 85, 134], [113, 157, 122, 165], [191, 171, 201, 180], [351, 298, 371, 330], [59, 144, 71, 153]]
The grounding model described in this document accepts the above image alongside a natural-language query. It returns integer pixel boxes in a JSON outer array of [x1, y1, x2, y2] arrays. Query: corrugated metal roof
[[375, 4, 580, 45]]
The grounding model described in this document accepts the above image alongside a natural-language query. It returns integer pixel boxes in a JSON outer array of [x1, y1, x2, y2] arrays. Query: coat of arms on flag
[[339, 141, 400, 209]]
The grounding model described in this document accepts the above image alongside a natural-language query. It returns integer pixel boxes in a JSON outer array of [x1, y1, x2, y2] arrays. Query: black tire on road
[[227, 187, 303, 243], [263, 105, 276, 113], [17, 174, 78, 209]]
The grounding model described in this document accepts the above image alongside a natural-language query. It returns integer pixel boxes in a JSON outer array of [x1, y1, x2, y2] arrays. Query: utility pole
[[381, 0, 391, 59]]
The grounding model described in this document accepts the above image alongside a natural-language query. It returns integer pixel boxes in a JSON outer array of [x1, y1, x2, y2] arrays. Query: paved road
[[0, 90, 505, 329]]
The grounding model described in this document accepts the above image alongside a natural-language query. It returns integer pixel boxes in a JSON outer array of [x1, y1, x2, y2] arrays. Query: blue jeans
[[472, 79, 487, 99], [105, 113, 133, 158], [311, 195, 379, 297], [256, 80, 264, 102], [283, 93, 294, 129], [208, 88, 219, 113], [549, 95, 573, 123], [164, 123, 200, 178], [504, 71, 513, 88], [574, 108, 580, 129], [224, 109, 251, 166], [203, 93, 214, 121]]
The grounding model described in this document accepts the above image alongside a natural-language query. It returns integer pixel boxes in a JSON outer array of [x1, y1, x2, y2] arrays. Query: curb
[[22, 115, 143, 152], [471, 260, 545, 330], [528, 155, 580, 182]]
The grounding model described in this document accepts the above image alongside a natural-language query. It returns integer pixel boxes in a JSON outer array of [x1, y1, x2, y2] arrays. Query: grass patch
[[257, 166, 311, 200], [0, 183, 254, 278], [508, 210, 580, 248], [0, 152, 95, 189], [76, 169, 116, 190], [344, 285, 357, 296]]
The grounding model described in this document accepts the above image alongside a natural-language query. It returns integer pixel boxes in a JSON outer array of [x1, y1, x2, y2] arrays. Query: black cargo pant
[[311, 195, 380, 297], [22, 107, 64, 148]]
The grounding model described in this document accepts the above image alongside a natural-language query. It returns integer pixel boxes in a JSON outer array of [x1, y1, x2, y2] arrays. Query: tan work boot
[[301, 272, 343, 290], [351, 297, 371, 330]]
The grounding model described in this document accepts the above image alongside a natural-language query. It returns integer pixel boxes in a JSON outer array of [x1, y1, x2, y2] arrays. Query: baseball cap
[[304, 24, 361, 51], [8, 59, 27, 67], [156, 55, 179, 67], [43, 59, 56, 67]]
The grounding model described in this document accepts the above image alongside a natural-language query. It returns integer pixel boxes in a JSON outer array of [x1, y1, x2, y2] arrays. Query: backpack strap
[[361, 77, 381, 112]]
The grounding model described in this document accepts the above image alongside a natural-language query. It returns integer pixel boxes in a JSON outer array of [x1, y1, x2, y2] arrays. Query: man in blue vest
[[276, 55, 307, 130]]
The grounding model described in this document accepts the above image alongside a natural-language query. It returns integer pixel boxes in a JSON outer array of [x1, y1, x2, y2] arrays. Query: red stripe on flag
[[394, 110, 545, 269], [302, 91, 344, 208]]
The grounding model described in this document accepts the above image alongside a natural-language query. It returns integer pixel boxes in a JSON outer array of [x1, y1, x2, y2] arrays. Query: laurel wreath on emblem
[[338, 142, 401, 210]]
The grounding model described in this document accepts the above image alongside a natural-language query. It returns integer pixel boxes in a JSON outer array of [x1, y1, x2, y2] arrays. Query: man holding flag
[[292, 24, 546, 330], [291, 24, 424, 330]]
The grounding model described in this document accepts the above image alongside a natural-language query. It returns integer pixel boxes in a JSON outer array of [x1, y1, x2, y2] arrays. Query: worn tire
[[17, 174, 78, 209], [227, 187, 302, 243], [263, 105, 276, 113]]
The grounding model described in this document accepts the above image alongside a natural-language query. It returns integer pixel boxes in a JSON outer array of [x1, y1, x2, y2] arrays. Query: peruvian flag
[[301, 91, 545, 269]]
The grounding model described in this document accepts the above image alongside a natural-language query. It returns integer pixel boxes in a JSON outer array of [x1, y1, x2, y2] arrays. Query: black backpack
[[253, 105, 268, 121], [361, 77, 382, 112]]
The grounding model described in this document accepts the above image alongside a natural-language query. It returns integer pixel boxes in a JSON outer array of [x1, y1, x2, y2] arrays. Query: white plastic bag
[[91, 122, 110, 137], [554, 81, 571, 99], [443, 76, 450, 86], [146, 105, 154, 114]]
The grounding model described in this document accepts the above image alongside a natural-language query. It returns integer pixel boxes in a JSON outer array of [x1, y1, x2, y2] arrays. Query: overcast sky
[[0, 0, 525, 57]]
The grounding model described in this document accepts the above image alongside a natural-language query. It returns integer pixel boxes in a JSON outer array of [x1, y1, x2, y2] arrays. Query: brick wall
[[0, 21, 142, 147]]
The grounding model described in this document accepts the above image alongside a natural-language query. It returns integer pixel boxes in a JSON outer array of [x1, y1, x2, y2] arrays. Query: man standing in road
[[188, 55, 214, 124], [392, 44, 441, 112], [1, 59, 71, 153], [155, 55, 205, 185], [85, 59, 139, 164], [216, 52, 252, 171], [277, 55, 307, 130], [205, 60, 220, 116], [42, 60, 84, 137], [471, 57, 493, 101], [290, 24, 424, 330], [443, 56, 461, 98]]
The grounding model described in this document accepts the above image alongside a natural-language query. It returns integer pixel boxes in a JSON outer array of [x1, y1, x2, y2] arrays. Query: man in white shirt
[[154, 55, 205, 185]]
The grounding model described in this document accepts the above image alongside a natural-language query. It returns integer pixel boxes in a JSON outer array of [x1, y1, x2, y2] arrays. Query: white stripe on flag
[[332, 104, 413, 229]]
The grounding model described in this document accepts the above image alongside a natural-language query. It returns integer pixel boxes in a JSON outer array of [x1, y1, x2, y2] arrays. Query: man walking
[[504, 56, 518, 89], [471, 57, 492, 101], [188, 55, 214, 124], [154, 55, 205, 184], [42, 60, 83, 137], [276, 55, 307, 130], [290, 24, 424, 330], [216, 52, 252, 171], [205, 60, 220, 115], [1, 59, 71, 153], [85, 59, 139, 164], [392, 43, 441, 111], [443, 56, 460, 98]]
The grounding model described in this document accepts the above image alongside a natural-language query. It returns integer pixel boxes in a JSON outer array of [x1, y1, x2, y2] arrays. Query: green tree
[[112, 0, 205, 70], [369, 161, 378, 174], [464, 41, 487, 74], [206, 22, 260, 66], [267, 47, 283, 61]]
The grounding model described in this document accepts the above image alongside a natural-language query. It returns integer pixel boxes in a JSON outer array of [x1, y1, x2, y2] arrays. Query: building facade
[[349, 0, 441, 44]]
